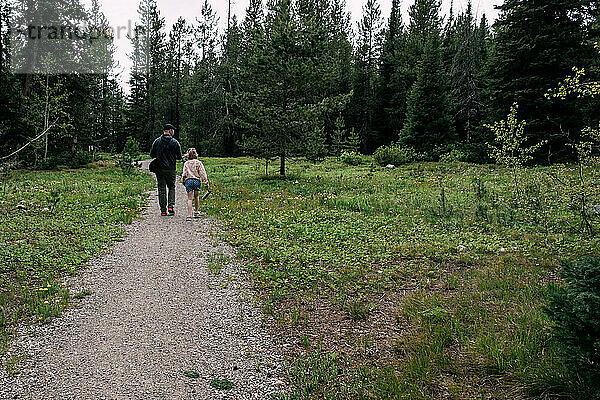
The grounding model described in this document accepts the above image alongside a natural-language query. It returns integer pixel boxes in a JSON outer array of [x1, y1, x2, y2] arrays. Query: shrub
[[36, 151, 92, 170], [373, 143, 417, 166], [65, 151, 93, 169], [486, 103, 546, 199], [439, 149, 466, 163], [305, 126, 328, 162], [546, 256, 600, 397], [120, 137, 140, 172], [340, 151, 362, 166], [36, 157, 59, 171], [459, 142, 491, 163]]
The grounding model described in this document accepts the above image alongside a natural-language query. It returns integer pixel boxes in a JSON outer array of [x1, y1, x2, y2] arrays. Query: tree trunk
[[44, 75, 50, 160], [175, 34, 181, 141], [280, 153, 285, 177]]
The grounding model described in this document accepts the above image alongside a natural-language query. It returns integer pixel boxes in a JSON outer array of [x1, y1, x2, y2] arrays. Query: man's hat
[[164, 124, 176, 131]]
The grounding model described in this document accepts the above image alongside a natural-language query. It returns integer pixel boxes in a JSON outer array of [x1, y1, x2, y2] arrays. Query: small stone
[[499, 247, 507, 253], [386, 164, 395, 169], [457, 245, 467, 252], [42, 207, 50, 212], [275, 380, 285, 386]]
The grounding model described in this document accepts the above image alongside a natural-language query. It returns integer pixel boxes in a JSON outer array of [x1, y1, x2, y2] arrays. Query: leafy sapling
[[486, 103, 547, 201], [545, 42, 600, 235]]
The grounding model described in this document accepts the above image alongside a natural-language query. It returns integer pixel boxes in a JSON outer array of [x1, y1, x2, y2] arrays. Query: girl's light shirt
[[182, 159, 208, 184]]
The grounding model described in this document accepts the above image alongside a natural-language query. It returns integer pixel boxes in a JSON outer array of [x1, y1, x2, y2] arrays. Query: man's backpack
[[149, 137, 169, 173], [149, 158, 166, 173]]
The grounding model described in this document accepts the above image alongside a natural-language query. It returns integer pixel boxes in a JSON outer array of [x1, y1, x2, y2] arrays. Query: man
[[150, 124, 183, 216]]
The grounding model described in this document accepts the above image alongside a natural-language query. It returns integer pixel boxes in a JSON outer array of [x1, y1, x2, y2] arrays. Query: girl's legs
[[194, 191, 200, 212], [187, 190, 194, 217]]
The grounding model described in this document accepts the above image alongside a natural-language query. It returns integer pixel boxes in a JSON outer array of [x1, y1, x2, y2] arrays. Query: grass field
[[197, 157, 600, 399], [1, 157, 598, 398], [0, 164, 153, 354]]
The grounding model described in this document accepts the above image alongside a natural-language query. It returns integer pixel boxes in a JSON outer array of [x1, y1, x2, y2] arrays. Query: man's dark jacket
[[150, 134, 182, 171]]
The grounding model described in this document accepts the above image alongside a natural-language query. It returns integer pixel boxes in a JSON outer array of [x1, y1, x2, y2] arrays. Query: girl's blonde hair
[[186, 148, 198, 160]]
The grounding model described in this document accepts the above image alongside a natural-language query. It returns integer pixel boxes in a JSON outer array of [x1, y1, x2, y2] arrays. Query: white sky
[[89, 0, 502, 86]]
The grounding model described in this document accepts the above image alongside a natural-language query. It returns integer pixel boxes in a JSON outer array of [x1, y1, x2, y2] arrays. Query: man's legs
[[165, 170, 177, 210], [156, 171, 167, 213]]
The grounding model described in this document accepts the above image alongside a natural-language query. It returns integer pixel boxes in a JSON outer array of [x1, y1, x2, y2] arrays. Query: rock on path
[[0, 161, 285, 399]]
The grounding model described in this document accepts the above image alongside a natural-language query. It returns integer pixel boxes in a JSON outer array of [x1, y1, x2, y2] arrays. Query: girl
[[181, 148, 210, 221]]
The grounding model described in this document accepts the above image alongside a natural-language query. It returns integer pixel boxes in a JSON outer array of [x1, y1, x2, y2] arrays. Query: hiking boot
[[167, 207, 175, 216], [193, 211, 201, 219], [161, 211, 167, 216], [186, 216, 192, 222]]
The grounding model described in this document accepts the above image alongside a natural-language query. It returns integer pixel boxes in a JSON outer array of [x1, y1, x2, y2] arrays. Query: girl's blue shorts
[[184, 179, 203, 192]]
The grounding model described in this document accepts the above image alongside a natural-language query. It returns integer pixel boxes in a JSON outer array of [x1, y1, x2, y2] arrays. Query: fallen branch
[[0, 118, 59, 161]]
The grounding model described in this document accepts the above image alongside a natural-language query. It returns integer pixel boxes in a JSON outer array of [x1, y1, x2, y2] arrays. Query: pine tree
[[1, 0, 125, 164], [401, 31, 455, 155], [184, 0, 221, 154], [82, 0, 122, 153], [220, 12, 243, 156], [242, 0, 265, 43], [344, 127, 361, 153], [377, 0, 405, 146], [388, 0, 444, 148], [488, 0, 591, 162], [405, 0, 444, 82], [127, 0, 168, 149], [0, 1, 20, 156], [448, 1, 488, 143], [328, 0, 353, 97], [399, 0, 454, 156], [331, 113, 346, 156], [348, 0, 383, 153], [167, 18, 192, 143], [237, 0, 347, 176], [295, 0, 353, 153], [235, 0, 265, 154]]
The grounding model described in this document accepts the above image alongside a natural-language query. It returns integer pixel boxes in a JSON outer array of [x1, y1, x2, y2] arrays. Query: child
[[181, 148, 210, 221]]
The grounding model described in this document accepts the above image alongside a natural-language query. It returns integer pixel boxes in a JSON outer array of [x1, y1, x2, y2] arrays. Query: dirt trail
[[0, 161, 284, 399]]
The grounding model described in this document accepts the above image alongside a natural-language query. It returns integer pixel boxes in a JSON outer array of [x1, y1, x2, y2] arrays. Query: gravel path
[[0, 161, 285, 399]]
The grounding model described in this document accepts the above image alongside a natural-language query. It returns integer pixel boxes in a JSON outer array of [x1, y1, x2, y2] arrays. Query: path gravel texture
[[0, 161, 285, 399]]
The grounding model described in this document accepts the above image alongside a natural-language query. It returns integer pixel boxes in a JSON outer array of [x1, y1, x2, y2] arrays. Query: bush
[[546, 256, 600, 397], [340, 151, 362, 166], [36, 157, 59, 171], [373, 143, 417, 166], [35, 151, 92, 170], [65, 151, 93, 169], [439, 149, 467, 163], [459, 142, 491, 163], [120, 137, 140, 172], [305, 126, 328, 162], [428, 143, 493, 164]]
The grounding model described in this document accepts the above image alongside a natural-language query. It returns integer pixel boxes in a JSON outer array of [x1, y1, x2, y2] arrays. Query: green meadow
[[0, 165, 153, 353], [1, 157, 598, 398], [198, 157, 599, 399]]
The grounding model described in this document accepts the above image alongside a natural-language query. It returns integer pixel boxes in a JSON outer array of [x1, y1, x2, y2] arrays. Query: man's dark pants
[[156, 170, 177, 212]]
